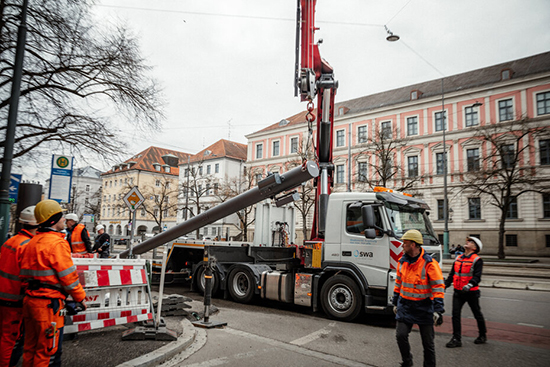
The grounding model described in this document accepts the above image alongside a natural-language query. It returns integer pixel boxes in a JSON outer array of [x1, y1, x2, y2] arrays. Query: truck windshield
[[384, 202, 437, 240]]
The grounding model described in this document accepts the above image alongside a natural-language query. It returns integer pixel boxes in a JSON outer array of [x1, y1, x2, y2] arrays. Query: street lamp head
[[384, 25, 400, 42], [472, 101, 483, 108]]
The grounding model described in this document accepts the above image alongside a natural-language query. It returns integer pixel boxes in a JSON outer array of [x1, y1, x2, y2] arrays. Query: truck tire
[[195, 266, 219, 296], [227, 268, 255, 303], [320, 275, 362, 321]]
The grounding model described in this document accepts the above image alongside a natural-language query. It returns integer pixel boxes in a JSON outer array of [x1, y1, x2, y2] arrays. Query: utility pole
[[0, 0, 29, 241]]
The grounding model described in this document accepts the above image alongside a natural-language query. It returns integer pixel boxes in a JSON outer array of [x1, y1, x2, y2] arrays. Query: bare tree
[[83, 187, 102, 226], [353, 125, 420, 191], [212, 165, 256, 241], [139, 175, 179, 233], [463, 118, 548, 259], [180, 160, 214, 239], [0, 0, 163, 163]]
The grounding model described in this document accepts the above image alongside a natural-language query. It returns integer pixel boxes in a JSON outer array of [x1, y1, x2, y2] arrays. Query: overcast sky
[[16, 0, 550, 182]]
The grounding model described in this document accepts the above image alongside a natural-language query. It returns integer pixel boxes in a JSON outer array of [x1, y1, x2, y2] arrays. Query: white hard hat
[[19, 206, 37, 225], [467, 236, 483, 252], [65, 213, 79, 222], [96, 224, 105, 232]]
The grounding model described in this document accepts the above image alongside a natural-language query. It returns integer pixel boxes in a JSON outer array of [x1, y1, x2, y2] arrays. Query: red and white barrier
[[65, 257, 153, 334]]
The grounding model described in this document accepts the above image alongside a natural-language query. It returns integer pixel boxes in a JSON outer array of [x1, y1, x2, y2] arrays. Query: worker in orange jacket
[[0, 206, 38, 367], [392, 230, 445, 367], [65, 213, 92, 254], [19, 200, 87, 367]]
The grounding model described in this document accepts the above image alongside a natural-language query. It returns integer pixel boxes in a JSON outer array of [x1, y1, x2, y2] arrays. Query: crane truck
[[121, 0, 442, 322]]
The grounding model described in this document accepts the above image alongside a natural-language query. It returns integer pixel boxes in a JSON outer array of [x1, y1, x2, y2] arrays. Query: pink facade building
[[246, 52, 550, 256]]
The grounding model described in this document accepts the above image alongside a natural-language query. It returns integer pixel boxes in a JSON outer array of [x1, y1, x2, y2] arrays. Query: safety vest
[[0, 230, 33, 303], [70, 223, 88, 254], [452, 253, 480, 291], [19, 230, 86, 302], [394, 248, 445, 302]]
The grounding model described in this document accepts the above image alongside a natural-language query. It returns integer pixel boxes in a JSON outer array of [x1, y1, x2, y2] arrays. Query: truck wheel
[[320, 275, 362, 321], [195, 266, 219, 296], [228, 268, 255, 303]]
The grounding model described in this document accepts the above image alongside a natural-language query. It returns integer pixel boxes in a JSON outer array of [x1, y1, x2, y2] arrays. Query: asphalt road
[[160, 285, 549, 367]]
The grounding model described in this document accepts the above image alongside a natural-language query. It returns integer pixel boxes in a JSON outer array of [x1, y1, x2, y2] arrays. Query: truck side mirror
[[361, 205, 377, 239]]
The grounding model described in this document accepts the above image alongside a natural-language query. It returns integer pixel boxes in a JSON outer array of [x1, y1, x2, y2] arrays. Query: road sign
[[48, 154, 74, 203], [9, 174, 22, 203], [123, 187, 145, 212]]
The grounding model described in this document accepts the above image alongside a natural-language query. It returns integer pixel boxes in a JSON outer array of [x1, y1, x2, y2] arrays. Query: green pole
[[0, 0, 29, 242]]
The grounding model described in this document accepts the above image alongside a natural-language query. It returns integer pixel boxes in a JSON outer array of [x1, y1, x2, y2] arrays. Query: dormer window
[[153, 163, 161, 171], [279, 119, 289, 127], [163, 165, 170, 173], [410, 90, 421, 100], [501, 68, 513, 80]]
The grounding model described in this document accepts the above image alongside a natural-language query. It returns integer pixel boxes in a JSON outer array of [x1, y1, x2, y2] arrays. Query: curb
[[116, 318, 197, 367], [480, 280, 550, 292]]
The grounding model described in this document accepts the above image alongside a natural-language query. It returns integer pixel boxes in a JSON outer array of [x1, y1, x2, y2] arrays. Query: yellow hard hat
[[34, 200, 66, 224], [401, 229, 424, 245]]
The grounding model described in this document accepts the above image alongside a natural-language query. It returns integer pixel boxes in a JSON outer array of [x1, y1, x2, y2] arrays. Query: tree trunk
[[497, 209, 507, 259]]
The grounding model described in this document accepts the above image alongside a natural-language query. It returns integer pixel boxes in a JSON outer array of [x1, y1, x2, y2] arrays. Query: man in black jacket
[[445, 236, 487, 348], [93, 225, 110, 258]]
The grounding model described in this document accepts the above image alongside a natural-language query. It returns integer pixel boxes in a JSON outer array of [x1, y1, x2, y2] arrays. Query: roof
[[249, 51, 550, 136], [73, 166, 102, 179], [103, 146, 191, 176], [188, 139, 247, 163]]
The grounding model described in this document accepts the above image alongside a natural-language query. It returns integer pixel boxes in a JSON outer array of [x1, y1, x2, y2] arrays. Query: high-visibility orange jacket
[[19, 229, 86, 302], [393, 247, 445, 324], [68, 223, 92, 254], [0, 229, 34, 304], [445, 253, 482, 291]]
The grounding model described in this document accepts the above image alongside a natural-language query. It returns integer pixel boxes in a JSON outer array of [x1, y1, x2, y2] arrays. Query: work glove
[[462, 284, 472, 292], [393, 306, 397, 315], [433, 312, 444, 326]]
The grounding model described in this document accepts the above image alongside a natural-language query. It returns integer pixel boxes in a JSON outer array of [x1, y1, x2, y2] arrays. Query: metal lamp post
[[441, 79, 450, 259]]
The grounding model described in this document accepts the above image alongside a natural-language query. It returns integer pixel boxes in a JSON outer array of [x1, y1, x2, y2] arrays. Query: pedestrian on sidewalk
[[445, 236, 487, 348], [393, 230, 445, 367], [0, 206, 38, 367]]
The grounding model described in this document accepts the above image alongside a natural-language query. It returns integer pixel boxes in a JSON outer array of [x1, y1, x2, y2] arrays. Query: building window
[[543, 194, 550, 218], [155, 180, 160, 187], [436, 152, 446, 175], [164, 166, 170, 173], [184, 168, 189, 177], [140, 208, 145, 216], [358, 126, 367, 143], [506, 196, 518, 219], [437, 199, 444, 220], [501, 144, 515, 169], [207, 165, 211, 174], [505, 234, 518, 247], [199, 166, 203, 175], [256, 144, 263, 159], [85, 185, 90, 192], [537, 91, 550, 115], [154, 164, 161, 171], [407, 156, 418, 177], [381, 121, 392, 139], [435, 111, 447, 132], [273, 141, 280, 156], [540, 139, 550, 165], [290, 137, 298, 153], [383, 158, 392, 179], [465, 106, 479, 127], [468, 198, 481, 220], [163, 209, 168, 217], [336, 130, 345, 147], [358, 162, 367, 182], [154, 209, 159, 217], [336, 164, 345, 184], [255, 173, 262, 183], [546, 235, 550, 248], [215, 163, 219, 173], [407, 116, 418, 136], [498, 99, 514, 122], [467, 148, 480, 171]]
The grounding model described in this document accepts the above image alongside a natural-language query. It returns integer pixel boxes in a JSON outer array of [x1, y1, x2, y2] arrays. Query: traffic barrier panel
[[65, 257, 153, 334]]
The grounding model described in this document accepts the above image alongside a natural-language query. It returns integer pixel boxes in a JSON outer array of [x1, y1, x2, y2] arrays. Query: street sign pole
[[129, 210, 136, 258]]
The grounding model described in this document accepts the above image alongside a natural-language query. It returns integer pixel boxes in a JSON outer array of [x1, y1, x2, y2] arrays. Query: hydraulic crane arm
[[295, 0, 338, 240]]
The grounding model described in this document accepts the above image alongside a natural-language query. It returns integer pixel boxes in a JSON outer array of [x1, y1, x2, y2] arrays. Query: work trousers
[[452, 290, 486, 340], [0, 305, 23, 367], [396, 321, 435, 367], [22, 297, 65, 367]]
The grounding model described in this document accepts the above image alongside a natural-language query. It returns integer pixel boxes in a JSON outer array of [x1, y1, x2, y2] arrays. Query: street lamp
[[385, 26, 400, 42]]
